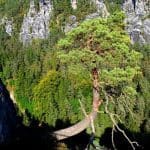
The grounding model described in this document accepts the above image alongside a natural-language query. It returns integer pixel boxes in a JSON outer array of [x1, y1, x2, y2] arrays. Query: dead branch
[[78, 99, 96, 134], [112, 125, 117, 150], [78, 99, 88, 117], [104, 91, 139, 150]]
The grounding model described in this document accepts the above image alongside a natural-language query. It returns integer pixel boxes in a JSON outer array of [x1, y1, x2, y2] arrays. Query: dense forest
[[0, 0, 150, 149]]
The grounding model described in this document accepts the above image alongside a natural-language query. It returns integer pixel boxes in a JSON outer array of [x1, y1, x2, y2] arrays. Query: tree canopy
[[56, 12, 143, 133], [0, 0, 149, 146]]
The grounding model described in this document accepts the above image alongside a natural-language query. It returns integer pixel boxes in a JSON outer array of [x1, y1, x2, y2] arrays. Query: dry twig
[[103, 91, 139, 150], [112, 125, 117, 150], [78, 99, 96, 133]]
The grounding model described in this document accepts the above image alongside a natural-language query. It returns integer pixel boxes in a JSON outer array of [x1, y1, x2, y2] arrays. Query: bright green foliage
[[32, 70, 85, 125], [49, 0, 96, 46], [0, 0, 149, 141], [33, 70, 61, 125], [57, 12, 143, 133], [0, 0, 97, 126], [57, 12, 142, 89]]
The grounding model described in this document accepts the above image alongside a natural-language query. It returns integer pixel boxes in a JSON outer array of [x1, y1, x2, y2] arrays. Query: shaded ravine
[[0, 79, 17, 144], [1, 68, 101, 142], [1, 78, 150, 149], [7, 90, 100, 141], [0, 79, 57, 149]]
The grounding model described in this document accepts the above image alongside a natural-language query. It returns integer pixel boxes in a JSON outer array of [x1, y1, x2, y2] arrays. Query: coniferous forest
[[0, 0, 150, 149]]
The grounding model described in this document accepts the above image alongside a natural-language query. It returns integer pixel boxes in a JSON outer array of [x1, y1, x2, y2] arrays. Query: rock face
[[20, 0, 53, 45], [64, 0, 109, 33], [93, 0, 110, 17], [64, 15, 78, 33], [1, 0, 149, 45], [5, 19, 13, 36], [85, 0, 109, 20], [123, 0, 150, 44], [0, 17, 13, 36], [0, 79, 17, 144], [71, 0, 77, 10]]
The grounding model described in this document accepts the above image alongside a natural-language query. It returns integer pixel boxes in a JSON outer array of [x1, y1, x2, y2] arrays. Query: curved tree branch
[[53, 111, 98, 140], [53, 68, 102, 140]]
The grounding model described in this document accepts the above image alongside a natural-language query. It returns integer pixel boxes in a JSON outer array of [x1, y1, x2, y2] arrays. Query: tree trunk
[[53, 68, 102, 140]]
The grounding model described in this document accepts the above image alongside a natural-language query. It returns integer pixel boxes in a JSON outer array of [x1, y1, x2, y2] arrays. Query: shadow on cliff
[[0, 79, 56, 150], [0, 79, 90, 150], [1, 79, 150, 150], [99, 124, 150, 150]]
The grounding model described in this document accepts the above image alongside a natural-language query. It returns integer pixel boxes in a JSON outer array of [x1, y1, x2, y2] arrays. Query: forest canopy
[[0, 1, 149, 147]]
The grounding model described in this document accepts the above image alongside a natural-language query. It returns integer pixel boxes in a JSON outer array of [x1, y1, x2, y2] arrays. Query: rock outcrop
[[123, 0, 150, 44], [92, 0, 110, 17], [1, 0, 149, 45], [71, 0, 77, 10], [85, 0, 109, 20], [0, 17, 13, 36], [64, 0, 109, 33], [64, 15, 78, 33], [20, 0, 53, 45]]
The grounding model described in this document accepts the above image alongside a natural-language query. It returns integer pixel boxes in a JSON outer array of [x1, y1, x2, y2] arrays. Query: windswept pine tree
[[0, 0, 149, 149]]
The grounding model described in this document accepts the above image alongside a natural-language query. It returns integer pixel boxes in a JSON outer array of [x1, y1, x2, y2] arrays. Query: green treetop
[[57, 11, 143, 132]]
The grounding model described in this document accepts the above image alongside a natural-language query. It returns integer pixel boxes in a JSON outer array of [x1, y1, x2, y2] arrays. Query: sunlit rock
[[64, 15, 78, 33], [5, 20, 13, 36], [123, 0, 150, 44], [85, 0, 109, 22], [91, 0, 109, 18], [85, 12, 100, 20], [64, 0, 110, 33], [71, 0, 77, 10], [0, 17, 13, 36], [20, 0, 53, 45]]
